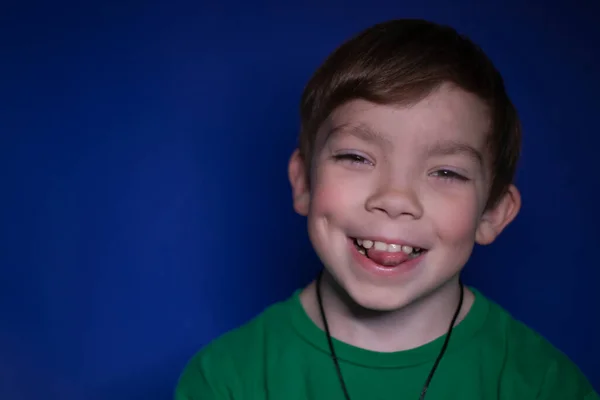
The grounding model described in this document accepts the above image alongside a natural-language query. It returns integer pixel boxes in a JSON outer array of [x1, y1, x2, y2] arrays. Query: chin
[[354, 297, 406, 313], [338, 278, 416, 313]]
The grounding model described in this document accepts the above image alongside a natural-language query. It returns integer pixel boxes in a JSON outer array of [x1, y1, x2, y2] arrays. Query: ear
[[475, 185, 521, 245], [288, 149, 310, 216]]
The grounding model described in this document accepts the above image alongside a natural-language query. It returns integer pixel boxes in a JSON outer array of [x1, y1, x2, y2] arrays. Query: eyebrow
[[326, 124, 484, 165], [326, 123, 394, 148], [426, 140, 484, 166]]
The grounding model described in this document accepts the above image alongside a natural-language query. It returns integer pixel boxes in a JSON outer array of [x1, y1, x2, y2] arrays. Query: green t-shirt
[[175, 288, 598, 399]]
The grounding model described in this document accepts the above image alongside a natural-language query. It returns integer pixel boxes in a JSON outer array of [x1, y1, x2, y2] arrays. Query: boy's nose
[[365, 185, 423, 220]]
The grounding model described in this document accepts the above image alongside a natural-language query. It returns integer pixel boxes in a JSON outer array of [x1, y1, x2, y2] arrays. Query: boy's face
[[289, 84, 520, 311]]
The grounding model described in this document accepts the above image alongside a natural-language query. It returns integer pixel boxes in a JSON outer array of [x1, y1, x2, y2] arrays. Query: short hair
[[298, 19, 521, 209]]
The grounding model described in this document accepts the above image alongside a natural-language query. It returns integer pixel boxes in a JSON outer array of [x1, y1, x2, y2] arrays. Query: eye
[[333, 153, 373, 166], [431, 169, 469, 182]]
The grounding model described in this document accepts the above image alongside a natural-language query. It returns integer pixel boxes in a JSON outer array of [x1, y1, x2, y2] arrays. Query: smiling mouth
[[351, 237, 427, 266]]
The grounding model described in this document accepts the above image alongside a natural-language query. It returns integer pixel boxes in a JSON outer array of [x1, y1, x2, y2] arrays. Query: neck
[[300, 271, 474, 352]]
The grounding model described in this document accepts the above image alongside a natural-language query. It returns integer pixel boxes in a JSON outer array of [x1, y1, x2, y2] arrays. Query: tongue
[[366, 248, 411, 267]]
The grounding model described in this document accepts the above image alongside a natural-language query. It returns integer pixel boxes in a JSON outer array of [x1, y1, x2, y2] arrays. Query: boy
[[175, 19, 598, 399]]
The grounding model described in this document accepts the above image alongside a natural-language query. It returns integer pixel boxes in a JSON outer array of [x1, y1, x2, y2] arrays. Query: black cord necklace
[[316, 271, 464, 400]]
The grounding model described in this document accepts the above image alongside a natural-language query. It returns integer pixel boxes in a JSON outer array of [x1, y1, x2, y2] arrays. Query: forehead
[[320, 84, 491, 150]]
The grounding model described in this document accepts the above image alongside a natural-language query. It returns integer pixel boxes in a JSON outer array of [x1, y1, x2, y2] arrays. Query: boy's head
[[288, 19, 522, 311]]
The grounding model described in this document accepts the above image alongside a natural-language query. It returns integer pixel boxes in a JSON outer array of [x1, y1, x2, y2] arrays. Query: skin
[[288, 83, 521, 352]]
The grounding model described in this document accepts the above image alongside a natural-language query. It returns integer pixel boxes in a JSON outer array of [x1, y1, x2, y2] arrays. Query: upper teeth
[[357, 239, 418, 254]]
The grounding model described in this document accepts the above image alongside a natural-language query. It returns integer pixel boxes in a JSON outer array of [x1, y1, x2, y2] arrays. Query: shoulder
[[174, 293, 297, 399], [477, 290, 597, 399]]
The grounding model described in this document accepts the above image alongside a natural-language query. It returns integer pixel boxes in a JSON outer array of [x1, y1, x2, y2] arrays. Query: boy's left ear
[[475, 184, 521, 245]]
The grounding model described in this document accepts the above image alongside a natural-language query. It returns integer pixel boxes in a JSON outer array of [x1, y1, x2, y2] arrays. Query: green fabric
[[175, 288, 598, 399]]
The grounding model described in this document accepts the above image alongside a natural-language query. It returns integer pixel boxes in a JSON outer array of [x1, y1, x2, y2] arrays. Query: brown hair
[[298, 19, 521, 210]]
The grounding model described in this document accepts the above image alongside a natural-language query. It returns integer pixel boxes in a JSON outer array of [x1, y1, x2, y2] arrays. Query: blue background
[[1, 1, 598, 399]]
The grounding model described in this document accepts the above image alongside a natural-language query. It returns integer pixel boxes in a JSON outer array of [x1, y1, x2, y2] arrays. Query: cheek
[[429, 193, 481, 245], [306, 170, 360, 260], [309, 167, 364, 216]]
